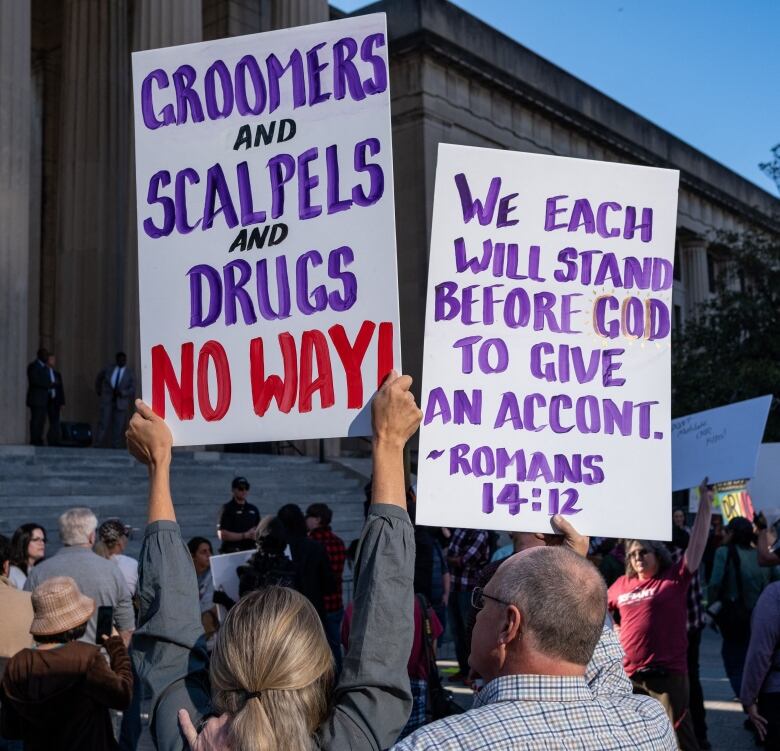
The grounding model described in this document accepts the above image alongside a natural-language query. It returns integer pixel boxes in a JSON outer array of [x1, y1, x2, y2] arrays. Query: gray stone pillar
[[126, 1, 203, 384], [0, 0, 31, 443], [271, 0, 328, 29], [133, 0, 202, 50], [55, 0, 130, 426], [683, 242, 710, 317]]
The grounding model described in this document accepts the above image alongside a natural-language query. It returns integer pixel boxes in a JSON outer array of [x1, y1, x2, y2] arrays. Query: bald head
[[491, 546, 606, 666]]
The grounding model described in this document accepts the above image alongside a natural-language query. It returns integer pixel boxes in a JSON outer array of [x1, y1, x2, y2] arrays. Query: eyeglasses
[[471, 586, 512, 611], [30, 536, 46, 544], [629, 549, 653, 560]]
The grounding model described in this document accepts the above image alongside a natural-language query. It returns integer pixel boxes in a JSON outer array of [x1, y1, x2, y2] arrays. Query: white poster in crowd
[[132, 15, 400, 445], [748, 442, 780, 514], [210, 549, 253, 620], [672, 395, 771, 491], [416, 144, 679, 539]]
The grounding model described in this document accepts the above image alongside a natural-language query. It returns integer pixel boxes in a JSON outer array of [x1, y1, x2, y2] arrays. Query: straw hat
[[30, 576, 95, 636]]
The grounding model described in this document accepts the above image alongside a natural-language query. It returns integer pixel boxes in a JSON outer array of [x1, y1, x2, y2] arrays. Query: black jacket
[[25, 361, 49, 408]]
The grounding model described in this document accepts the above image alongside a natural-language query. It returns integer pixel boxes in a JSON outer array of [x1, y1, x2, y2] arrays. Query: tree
[[760, 144, 780, 194], [672, 230, 780, 440]]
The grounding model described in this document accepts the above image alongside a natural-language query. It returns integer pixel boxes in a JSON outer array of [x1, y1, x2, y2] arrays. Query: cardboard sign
[[671, 395, 771, 491], [132, 15, 400, 445], [416, 144, 679, 539]]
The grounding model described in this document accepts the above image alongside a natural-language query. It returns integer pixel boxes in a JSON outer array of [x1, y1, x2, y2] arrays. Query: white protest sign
[[672, 395, 771, 490], [132, 15, 400, 445], [210, 549, 253, 620], [417, 144, 679, 540], [749, 442, 780, 514]]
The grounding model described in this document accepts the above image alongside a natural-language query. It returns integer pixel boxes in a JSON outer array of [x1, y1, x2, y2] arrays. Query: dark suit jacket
[[26, 361, 49, 408], [50, 369, 65, 408], [95, 365, 135, 411]]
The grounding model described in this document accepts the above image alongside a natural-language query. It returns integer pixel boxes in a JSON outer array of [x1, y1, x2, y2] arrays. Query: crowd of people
[[1, 373, 779, 750]]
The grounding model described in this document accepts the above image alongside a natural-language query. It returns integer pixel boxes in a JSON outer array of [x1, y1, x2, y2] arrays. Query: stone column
[[271, 0, 328, 29], [0, 0, 31, 443], [55, 0, 130, 425], [133, 0, 202, 50], [683, 241, 710, 318], [125, 1, 203, 384]]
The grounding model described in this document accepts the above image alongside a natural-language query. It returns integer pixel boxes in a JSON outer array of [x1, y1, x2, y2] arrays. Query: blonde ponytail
[[210, 586, 334, 751]]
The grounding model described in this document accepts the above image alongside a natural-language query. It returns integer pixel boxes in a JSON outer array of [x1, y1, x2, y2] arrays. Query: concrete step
[[0, 445, 371, 566]]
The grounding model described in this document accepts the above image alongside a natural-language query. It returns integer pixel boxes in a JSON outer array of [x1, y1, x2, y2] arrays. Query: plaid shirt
[[393, 625, 675, 750], [309, 527, 346, 613], [448, 529, 491, 591], [670, 548, 705, 631]]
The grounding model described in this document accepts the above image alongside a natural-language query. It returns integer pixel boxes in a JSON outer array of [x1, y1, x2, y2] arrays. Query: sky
[[334, 0, 779, 195]]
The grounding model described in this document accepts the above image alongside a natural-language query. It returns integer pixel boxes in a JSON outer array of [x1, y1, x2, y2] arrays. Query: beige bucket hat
[[29, 576, 95, 636]]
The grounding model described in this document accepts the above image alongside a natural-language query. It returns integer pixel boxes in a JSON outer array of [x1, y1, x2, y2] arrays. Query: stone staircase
[[0, 446, 369, 566]]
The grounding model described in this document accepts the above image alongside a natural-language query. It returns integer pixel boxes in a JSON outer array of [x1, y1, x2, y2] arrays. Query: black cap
[[232, 476, 250, 490]]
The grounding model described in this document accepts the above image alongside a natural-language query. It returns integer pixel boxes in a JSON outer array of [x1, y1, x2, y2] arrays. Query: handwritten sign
[[671, 395, 771, 491], [132, 15, 400, 445], [416, 144, 679, 539]]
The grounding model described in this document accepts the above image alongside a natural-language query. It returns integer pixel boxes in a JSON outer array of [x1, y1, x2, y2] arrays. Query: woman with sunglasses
[[8, 524, 47, 590], [607, 479, 712, 751]]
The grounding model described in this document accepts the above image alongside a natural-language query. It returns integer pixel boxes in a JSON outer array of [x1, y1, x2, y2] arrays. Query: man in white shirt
[[95, 351, 135, 448]]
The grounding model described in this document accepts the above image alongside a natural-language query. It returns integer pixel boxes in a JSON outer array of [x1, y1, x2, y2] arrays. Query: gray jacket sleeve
[[113, 567, 136, 632], [132, 520, 211, 751], [318, 503, 415, 750]]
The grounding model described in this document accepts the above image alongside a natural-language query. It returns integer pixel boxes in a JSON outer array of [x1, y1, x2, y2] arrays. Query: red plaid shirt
[[309, 527, 346, 613]]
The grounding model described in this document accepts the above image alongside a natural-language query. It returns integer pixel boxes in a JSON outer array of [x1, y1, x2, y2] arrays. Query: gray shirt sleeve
[[132, 520, 211, 751], [112, 566, 136, 632], [317, 503, 415, 751]]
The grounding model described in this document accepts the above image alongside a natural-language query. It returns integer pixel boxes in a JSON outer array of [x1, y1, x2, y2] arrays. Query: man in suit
[[26, 348, 50, 446], [46, 353, 65, 446], [95, 352, 135, 448]]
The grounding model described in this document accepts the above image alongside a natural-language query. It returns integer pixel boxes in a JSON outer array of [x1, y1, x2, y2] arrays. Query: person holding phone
[[0, 576, 132, 750]]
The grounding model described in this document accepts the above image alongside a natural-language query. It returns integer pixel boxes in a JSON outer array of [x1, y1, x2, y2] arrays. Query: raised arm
[[126, 400, 211, 751], [684, 478, 713, 574], [369, 371, 418, 510], [319, 372, 422, 750], [126, 399, 175, 523]]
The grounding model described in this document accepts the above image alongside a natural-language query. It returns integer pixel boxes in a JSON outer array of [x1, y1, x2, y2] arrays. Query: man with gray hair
[[393, 516, 676, 750], [25, 507, 134, 645]]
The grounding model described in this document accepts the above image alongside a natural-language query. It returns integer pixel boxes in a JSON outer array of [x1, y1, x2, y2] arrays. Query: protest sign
[[210, 549, 253, 621], [749, 443, 780, 514], [688, 480, 753, 521], [416, 144, 679, 539], [132, 15, 400, 445], [672, 395, 771, 491]]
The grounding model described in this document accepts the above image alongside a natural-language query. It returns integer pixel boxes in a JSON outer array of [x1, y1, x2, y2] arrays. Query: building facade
[[1, 0, 778, 446]]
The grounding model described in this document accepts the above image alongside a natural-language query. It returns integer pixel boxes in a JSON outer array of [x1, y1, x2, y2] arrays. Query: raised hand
[[126, 399, 173, 467], [371, 370, 423, 449]]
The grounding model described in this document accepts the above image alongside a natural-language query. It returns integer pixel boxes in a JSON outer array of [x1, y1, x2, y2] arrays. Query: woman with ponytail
[[126, 371, 423, 751]]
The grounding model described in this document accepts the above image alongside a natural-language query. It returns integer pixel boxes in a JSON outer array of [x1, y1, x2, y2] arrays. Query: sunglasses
[[30, 536, 47, 544], [471, 586, 511, 610], [629, 549, 653, 560]]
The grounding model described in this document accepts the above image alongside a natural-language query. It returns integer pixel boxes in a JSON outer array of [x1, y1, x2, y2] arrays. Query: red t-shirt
[[607, 557, 692, 676], [342, 599, 443, 679]]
